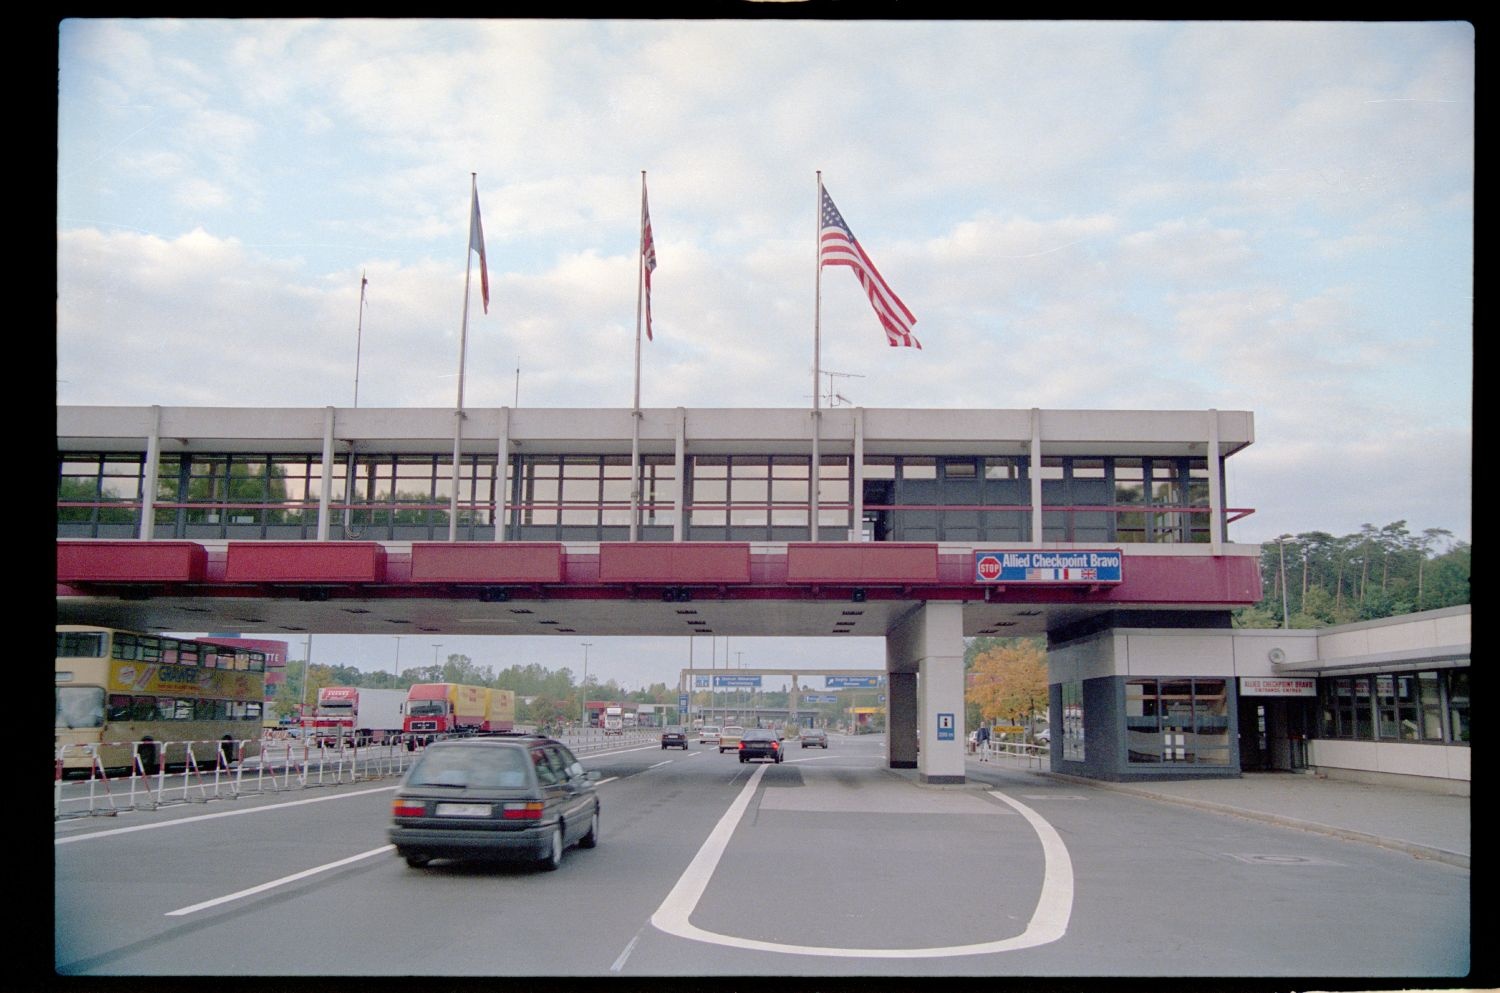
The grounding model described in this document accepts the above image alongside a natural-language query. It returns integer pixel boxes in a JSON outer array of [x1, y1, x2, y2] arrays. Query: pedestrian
[[976, 723, 991, 761]]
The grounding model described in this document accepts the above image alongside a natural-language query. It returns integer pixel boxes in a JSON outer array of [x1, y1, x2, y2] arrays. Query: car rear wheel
[[579, 808, 599, 849], [541, 825, 564, 871]]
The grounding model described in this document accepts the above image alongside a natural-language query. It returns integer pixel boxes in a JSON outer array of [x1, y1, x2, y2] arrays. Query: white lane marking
[[649, 781, 1072, 959], [165, 845, 394, 916], [648, 760, 673, 769], [55, 785, 400, 844], [610, 931, 643, 973]]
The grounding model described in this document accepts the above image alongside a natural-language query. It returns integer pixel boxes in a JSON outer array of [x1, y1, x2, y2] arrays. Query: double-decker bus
[[55, 625, 266, 775]]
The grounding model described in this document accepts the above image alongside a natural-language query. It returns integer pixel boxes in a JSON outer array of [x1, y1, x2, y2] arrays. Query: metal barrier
[[558, 727, 657, 753], [976, 739, 1050, 769], [55, 727, 656, 820], [55, 735, 418, 820]]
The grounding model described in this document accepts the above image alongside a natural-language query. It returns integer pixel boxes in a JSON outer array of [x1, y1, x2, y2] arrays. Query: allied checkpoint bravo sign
[[974, 549, 1123, 584]]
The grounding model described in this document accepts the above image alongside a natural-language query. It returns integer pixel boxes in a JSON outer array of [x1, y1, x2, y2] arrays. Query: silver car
[[800, 727, 829, 748]]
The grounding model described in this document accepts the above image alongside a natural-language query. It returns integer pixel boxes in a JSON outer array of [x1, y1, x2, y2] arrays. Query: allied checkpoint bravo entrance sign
[[974, 549, 1124, 584]]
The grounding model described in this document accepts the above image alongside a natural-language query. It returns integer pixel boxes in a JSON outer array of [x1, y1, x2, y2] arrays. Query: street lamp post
[[1277, 535, 1292, 629], [393, 636, 402, 681], [580, 642, 592, 729], [432, 643, 443, 669], [299, 634, 313, 721]]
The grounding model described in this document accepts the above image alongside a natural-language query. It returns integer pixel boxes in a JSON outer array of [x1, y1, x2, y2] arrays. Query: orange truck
[[402, 683, 516, 748]]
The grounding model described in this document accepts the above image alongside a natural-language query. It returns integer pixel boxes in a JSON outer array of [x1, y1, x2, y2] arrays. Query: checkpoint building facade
[[56, 404, 1469, 790]]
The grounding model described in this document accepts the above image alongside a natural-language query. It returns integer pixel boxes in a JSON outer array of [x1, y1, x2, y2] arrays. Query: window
[[1061, 682, 1085, 762], [531, 747, 561, 785], [57, 631, 107, 658], [1446, 669, 1469, 743], [982, 457, 1021, 480], [56, 686, 104, 729], [1126, 678, 1229, 765]]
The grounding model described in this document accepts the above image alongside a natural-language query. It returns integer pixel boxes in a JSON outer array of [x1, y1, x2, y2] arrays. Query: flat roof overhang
[[56, 540, 1261, 641]]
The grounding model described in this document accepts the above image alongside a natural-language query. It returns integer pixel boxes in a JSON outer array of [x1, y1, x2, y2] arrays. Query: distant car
[[738, 728, 783, 763], [1034, 728, 1051, 744], [699, 725, 721, 745], [660, 725, 688, 749], [389, 735, 600, 871], [800, 727, 828, 748], [718, 726, 745, 753]]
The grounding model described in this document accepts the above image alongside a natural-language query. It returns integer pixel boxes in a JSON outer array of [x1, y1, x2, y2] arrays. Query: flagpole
[[354, 270, 368, 407], [630, 171, 646, 541], [347, 270, 368, 539], [451, 173, 478, 541], [811, 171, 823, 541]]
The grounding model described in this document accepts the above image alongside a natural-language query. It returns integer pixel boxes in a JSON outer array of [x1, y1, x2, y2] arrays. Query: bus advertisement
[[55, 626, 266, 774]]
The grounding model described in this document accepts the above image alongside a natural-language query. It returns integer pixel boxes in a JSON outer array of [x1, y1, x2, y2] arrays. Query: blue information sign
[[714, 675, 761, 688], [937, 712, 956, 741], [973, 549, 1123, 584], [679, 693, 690, 709], [825, 676, 880, 689]]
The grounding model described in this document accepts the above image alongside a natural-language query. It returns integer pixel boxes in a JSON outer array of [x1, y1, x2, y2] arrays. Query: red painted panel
[[56, 541, 206, 583], [224, 542, 386, 583], [1112, 554, 1263, 603], [786, 543, 939, 583], [409, 543, 564, 583], [597, 542, 751, 583]]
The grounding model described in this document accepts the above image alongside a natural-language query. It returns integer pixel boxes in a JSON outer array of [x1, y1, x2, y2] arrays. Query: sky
[[56, 19, 1473, 690]]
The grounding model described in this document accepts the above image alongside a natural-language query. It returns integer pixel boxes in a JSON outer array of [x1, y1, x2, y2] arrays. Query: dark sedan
[[389, 735, 600, 871], [660, 725, 689, 749], [738, 728, 783, 763]]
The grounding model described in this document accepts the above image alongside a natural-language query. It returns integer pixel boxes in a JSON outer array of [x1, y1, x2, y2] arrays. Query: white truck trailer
[[307, 686, 407, 747]]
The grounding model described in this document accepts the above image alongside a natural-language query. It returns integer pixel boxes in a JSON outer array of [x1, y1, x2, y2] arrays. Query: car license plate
[[436, 802, 492, 817]]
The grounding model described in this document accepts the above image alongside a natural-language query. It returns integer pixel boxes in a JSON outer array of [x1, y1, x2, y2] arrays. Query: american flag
[[470, 185, 489, 314], [642, 182, 657, 341], [819, 186, 919, 348]]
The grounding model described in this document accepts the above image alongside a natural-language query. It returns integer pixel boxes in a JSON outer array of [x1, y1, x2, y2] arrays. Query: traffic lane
[[56, 782, 403, 974]]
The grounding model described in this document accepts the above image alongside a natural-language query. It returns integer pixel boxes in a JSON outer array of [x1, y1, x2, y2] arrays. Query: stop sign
[[977, 555, 1001, 580]]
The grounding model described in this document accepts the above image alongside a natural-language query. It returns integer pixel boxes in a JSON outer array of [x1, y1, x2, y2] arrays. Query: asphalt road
[[53, 732, 1469, 979]]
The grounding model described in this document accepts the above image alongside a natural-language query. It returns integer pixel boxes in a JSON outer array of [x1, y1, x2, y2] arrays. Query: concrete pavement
[[958, 751, 1470, 869]]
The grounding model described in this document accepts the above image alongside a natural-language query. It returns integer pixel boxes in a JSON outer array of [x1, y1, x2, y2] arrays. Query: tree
[[967, 639, 1048, 729], [1414, 527, 1454, 609]]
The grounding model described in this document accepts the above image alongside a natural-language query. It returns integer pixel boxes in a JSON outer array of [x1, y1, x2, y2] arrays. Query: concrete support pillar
[[139, 405, 162, 540], [850, 407, 864, 542], [1206, 408, 1224, 553], [886, 602, 967, 783], [673, 407, 686, 542], [318, 406, 335, 541], [1029, 407, 1044, 544], [495, 407, 510, 542]]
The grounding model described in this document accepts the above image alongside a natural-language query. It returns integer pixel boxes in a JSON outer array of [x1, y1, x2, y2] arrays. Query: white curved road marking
[[649, 768, 1073, 958]]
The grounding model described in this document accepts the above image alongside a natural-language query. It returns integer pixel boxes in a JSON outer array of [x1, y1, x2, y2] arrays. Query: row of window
[[59, 452, 1223, 543], [58, 631, 267, 672], [1319, 670, 1469, 743], [54, 686, 263, 730], [107, 694, 264, 723]]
